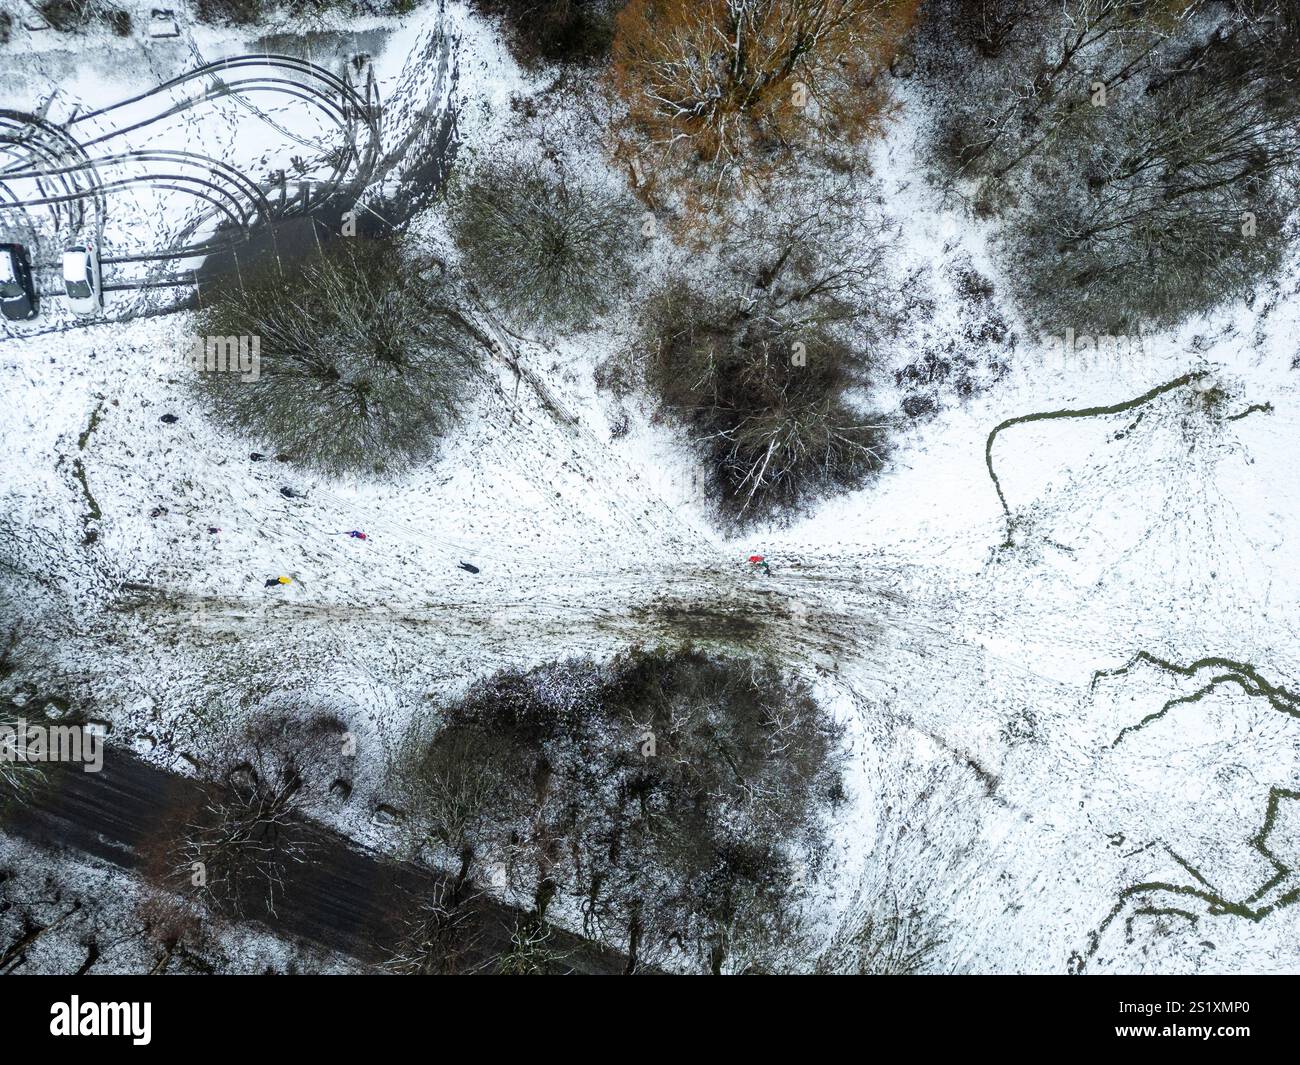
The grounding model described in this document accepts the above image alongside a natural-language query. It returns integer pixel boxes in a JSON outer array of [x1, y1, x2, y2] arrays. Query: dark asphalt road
[[2, 749, 632, 974]]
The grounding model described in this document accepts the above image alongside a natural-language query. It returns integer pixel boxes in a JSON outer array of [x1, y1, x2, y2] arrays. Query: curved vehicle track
[[0, 52, 381, 311]]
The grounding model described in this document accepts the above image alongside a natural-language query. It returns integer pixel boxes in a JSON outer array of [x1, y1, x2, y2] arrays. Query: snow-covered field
[[3, 1, 1299, 973]]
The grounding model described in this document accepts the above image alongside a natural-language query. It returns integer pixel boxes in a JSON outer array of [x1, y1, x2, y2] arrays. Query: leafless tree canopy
[[398, 650, 844, 973], [385, 880, 485, 975], [195, 236, 484, 478], [632, 186, 897, 522], [920, 0, 1300, 329], [608, 0, 920, 206], [165, 712, 348, 919], [646, 284, 889, 521], [175, 770, 311, 919], [448, 158, 634, 330]]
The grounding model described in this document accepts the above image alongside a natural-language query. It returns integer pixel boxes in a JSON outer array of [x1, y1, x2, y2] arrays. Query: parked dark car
[[0, 243, 38, 321]]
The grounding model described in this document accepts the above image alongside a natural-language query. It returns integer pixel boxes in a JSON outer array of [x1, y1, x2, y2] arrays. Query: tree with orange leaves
[[608, 0, 919, 205]]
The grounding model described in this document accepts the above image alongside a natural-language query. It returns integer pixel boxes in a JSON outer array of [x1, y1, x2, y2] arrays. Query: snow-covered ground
[[3, 2, 1299, 973]]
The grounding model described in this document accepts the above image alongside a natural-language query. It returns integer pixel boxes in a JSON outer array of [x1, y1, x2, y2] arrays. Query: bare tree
[[643, 276, 890, 521], [1003, 9, 1300, 328], [609, 173, 901, 520], [385, 880, 485, 975], [195, 236, 484, 478], [926, 0, 1190, 181], [175, 768, 312, 919], [608, 0, 920, 207], [447, 157, 635, 331], [166, 713, 338, 919], [396, 723, 520, 884], [402, 650, 846, 974], [922, 0, 1300, 328]]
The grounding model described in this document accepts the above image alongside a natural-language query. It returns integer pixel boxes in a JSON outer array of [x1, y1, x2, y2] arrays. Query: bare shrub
[[643, 282, 889, 522], [134, 892, 211, 974], [447, 158, 634, 331], [194, 236, 483, 478], [401, 649, 845, 974]]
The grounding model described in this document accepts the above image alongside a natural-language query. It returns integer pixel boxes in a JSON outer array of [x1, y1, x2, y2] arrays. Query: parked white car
[[62, 244, 102, 316]]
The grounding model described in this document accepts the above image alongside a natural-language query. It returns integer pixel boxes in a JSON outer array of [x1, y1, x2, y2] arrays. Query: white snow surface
[[2, 2, 1299, 973]]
